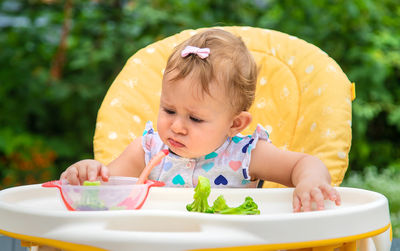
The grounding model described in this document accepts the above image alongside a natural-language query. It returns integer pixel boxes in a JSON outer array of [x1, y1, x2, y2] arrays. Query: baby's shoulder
[[225, 127, 269, 159]]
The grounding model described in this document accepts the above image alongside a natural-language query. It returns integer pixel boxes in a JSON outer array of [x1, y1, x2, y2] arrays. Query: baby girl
[[61, 28, 341, 212]]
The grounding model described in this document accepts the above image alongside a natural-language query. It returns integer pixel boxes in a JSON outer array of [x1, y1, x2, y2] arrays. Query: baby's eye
[[190, 116, 203, 123], [163, 108, 175, 114]]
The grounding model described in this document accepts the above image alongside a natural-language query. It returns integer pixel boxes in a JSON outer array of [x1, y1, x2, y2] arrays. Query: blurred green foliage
[[0, 0, 399, 235], [3, 0, 399, 179]]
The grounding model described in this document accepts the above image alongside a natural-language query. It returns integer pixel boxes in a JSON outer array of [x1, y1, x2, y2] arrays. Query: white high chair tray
[[0, 185, 391, 251]]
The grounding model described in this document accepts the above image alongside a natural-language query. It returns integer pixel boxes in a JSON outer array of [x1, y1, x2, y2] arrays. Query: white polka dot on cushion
[[327, 64, 337, 72], [259, 77, 267, 85], [271, 48, 276, 56], [280, 87, 290, 99], [146, 47, 155, 54], [132, 58, 142, 64], [297, 116, 304, 126], [110, 98, 121, 107], [132, 115, 141, 123], [256, 97, 266, 109], [337, 152, 347, 159], [314, 87, 323, 96], [305, 65, 314, 74], [322, 129, 336, 138], [288, 56, 295, 66], [108, 132, 118, 140], [123, 78, 138, 88], [310, 122, 317, 132]]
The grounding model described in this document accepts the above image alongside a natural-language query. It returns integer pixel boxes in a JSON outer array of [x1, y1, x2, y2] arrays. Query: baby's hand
[[292, 182, 341, 212], [60, 159, 109, 185]]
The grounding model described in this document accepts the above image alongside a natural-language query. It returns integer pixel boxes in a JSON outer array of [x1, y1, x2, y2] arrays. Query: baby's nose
[[171, 118, 188, 135]]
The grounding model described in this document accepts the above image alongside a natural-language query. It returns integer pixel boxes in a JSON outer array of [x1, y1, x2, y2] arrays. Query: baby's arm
[[290, 154, 341, 212], [249, 140, 341, 212], [61, 137, 145, 185], [107, 136, 146, 177]]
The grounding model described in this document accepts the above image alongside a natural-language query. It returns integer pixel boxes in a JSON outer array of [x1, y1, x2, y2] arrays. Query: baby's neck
[[168, 148, 180, 157]]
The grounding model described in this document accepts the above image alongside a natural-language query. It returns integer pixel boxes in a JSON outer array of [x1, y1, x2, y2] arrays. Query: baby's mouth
[[168, 138, 185, 148]]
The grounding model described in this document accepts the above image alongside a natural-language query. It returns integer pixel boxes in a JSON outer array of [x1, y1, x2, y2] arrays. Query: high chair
[[0, 26, 391, 251], [93, 26, 390, 250]]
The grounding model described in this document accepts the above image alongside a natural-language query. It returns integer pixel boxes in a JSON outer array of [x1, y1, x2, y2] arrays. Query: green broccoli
[[186, 176, 213, 213], [211, 195, 229, 212], [217, 196, 260, 215], [187, 176, 261, 215]]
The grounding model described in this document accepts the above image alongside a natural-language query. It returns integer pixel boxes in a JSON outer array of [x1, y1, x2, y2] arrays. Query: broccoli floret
[[211, 195, 229, 212], [186, 176, 213, 213], [186, 177, 261, 215], [218, 196, 260, 215]]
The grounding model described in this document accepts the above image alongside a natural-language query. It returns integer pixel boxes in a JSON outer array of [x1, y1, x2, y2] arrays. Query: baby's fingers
[[78, 165, 88, 184], [60, 171, 67, 181], [320, 184, 341, 206], [61, 166, 80, 185], [100, 165, 109, 182], [86, 163, 101, 182], [310, 187, 325, 210], [292, 195, 301, 212], [86, 162, 109, 182], [298, 192, 312, 212], [334, 190, 341, 205]]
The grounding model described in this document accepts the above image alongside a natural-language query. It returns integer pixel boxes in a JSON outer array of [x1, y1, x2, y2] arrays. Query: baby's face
[[157, 72, 235, 158]]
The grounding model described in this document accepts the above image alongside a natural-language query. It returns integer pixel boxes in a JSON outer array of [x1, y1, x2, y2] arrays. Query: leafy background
[[0, 0, 399, 237]]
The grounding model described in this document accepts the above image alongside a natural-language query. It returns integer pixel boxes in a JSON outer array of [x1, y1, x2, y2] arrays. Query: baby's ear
[[229, 111, 252, 137]]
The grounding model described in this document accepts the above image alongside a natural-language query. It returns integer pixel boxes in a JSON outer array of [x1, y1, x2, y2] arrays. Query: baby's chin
[[168, 148, 206, 159]]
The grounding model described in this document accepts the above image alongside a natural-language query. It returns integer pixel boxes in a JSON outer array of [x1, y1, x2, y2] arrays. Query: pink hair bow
[[181, 46, 210, 59]]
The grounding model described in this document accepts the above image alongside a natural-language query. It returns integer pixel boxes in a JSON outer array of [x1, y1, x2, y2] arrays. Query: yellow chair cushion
[[93, 26, 353, 187]]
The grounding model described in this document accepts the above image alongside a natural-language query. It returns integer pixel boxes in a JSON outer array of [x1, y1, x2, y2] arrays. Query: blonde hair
[[164, 29, 257, 113]]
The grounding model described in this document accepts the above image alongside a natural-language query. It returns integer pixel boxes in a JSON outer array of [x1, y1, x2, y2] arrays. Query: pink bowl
[[42, 176, 164, 211]]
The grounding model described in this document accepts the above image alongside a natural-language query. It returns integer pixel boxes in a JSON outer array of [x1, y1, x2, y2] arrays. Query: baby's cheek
[[200, 138, 224, 154], [156, 121, 167, 140]]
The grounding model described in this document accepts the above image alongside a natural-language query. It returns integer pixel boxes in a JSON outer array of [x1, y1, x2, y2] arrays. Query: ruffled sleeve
[[241, 124, 271, 181]]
